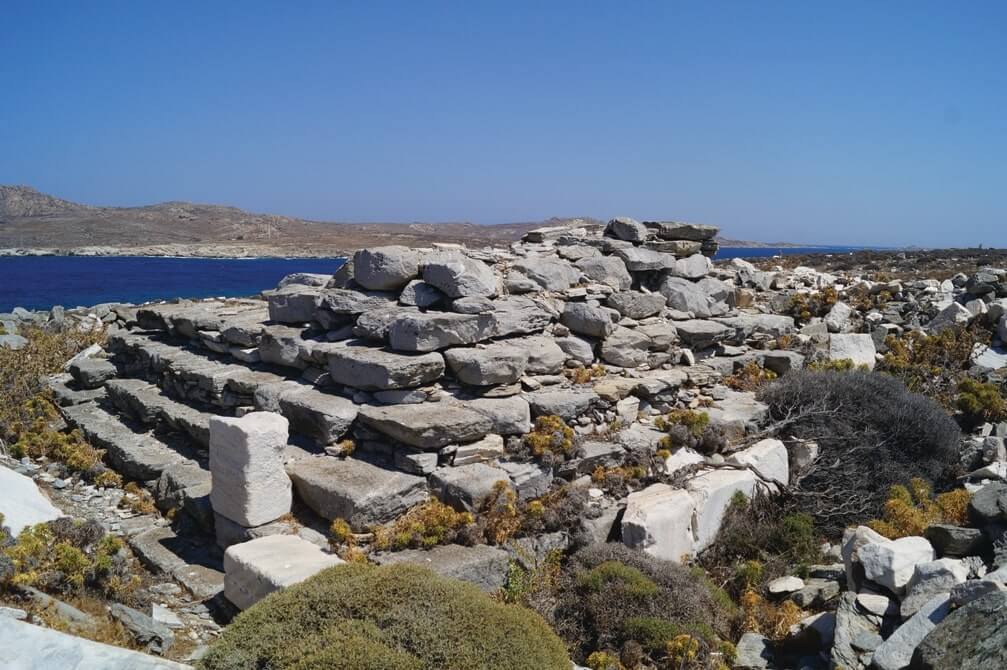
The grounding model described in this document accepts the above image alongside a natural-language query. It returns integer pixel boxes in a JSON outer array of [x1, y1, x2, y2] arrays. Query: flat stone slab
[[286, 456, 428, 529], [326, 344, 444, 390], [372, 544, 510, 591], [128, 526, 224, 601], [224, 534, 343, 610], [358, 403, 492, 449], [429, 463, 511, 511], [277, 387, 357, 445], [0, 465, 64, 537], [526, 389, 598, 420], [0, 617, 192, 669]]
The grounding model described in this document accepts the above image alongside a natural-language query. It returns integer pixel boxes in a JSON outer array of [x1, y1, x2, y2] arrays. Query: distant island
[[1, 185, 817, 258]]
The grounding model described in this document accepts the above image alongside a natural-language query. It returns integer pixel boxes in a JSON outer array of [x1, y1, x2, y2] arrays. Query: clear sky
[[2, 1, 1004, 247]]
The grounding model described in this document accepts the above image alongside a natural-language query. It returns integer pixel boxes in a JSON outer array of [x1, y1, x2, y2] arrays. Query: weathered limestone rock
[[429, 463, 511, 511], [606, 291, 666, 319], [829, 333, 877, 369], [556, 335, 596, 364], [512, 335, 567, 374], [872, 594, 950, 670], [224, 535, 343, 610], [605, 216, 649, 242], [622, 483, 697, 562], [512, 257, 581, 291], [667, 253, 712, 280], [615, 247, 676, 272], [686, 468, 758, 551], [643, 221, 719, 241], [209, 412, 291, 528], [358, 403, 492, 448], [421, 253, 498, 298], [398, 279, 444, 307], [526, 389, 597, 420], [319, 288, 397, 316], [372, 544, 510, 591], [575, 256, 632, 291], [929, 302, 974, 333], [264, 285, 322, 324], [728, 438, 789, 485], [561, 302, 617, 338], [924, 524, 985, 557], [901, 558, 969, 617], [445, 342, 529, 385], [0, 466, 63, 537], [831, 592, 881, 670], [841, 525, 891, 591], [0, 617, 192, 669], [675, 319, 731, 349], [387, 297, 549, 351], [467, 396, 532, 435], [825, 301, 854, 332], [287, 456, 428, 528], [353, 246, 419, 291], [859, 535, 935, 595], [600, 326, 652, 367], [734, 631, 773, 669], [327, 344, 444, 390], [277, 388, 357, 445], [659, 276, 727, 318], [68, 357, 117, 389]]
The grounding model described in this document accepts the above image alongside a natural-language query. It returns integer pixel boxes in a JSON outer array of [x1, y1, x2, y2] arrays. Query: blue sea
[[0, 246, 866, 313], [0, 256, 346, 313]]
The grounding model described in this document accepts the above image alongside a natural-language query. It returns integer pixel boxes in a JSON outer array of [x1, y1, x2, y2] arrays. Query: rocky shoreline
[[1, 217, 1006, 668]]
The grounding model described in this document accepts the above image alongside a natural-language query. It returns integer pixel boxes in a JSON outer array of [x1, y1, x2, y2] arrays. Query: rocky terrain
[[1, 217, 1005, 669]]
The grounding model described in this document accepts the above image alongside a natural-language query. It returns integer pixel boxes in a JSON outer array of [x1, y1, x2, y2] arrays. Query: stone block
[[223, 535, 343, 610]]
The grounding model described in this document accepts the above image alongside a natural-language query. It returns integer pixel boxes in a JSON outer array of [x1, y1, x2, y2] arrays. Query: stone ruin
[[49, 216, 804, 609]]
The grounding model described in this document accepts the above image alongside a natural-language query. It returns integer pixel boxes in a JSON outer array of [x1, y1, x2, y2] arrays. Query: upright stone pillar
[[209, 412, 292, 547]]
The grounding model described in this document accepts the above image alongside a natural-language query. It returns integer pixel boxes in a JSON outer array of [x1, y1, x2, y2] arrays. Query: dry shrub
[[121, 482, 157, 516], [957, 378, 1006, 426], [655, 410, 727, 456], [522, 415, 575, 464], [759, 369, 961, 534], [198, 563, 571, 670], [788, 287, 838, 324], [0, 325, 105, 445], [724, 361, 777, 392], [565, 364, 607, 385], [879, 324, 987, 409], [868, 478, 972, 539], [371, 500, 475, 551], [553, 544, 737, 669], [739, 589, 805, 640]]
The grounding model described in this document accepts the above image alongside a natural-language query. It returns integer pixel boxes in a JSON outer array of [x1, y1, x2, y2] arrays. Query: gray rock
[[287, 456, 428, 528], [575, 256, 632, 290], [278, 387, 358, 445], [445, 342, 529, 385], [422, 252, 498, 298], [319, 288, 397, 315], [902, 559, 968, 618], [924, 524, 985, 558], [467, 396, 532, 435], [949, 579, 1006, 609], [372, 544, 510, 591], [561, 302, 617, 338], [829, 333, 877, 369], [643, 220, 719, 241], [278, 272, 332, 288], [911, 591, 1007, 670], [512, 257, 581, 291], [712, 313, 795, 340], [358, 403, 492, 448], [68, 357, 117, 389], [353, 246, 419, 291], [825, 301, 854, 332], [511, 335, 567, 374], [327, 344, 444, 390], [614, 246, 676, 272], [605, 216, 649, 242], [873, 594, 950, 670], [109, 603, 174, 654], [398, 279, 444, 307], [734, 631, 773, 669], [761, 350, 806, 375], [0, 333, 29, 350], [430, 463, 511, 511], [674, 319, 732, 349], [606, 291, 666, 319], [600, 326, 652, 367], [450, 296, 495, 314], [388, 297, 550, 351], [831, 592, 881, 670], [967, 481, 1007, 525], [526, 389, 597, 420], [667, 253, 711, 280], [659, 276, 727, 317], [264, 286, 322, 324], [0, 617, 191, 669], [497, 460, 552, 500], [555, 335, 595, 364]]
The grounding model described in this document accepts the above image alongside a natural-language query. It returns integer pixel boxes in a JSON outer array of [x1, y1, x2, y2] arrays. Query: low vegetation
[[759, 369, 960, 533], [868, 478, 971, 539], [788, 287, 838, 324], [371, 500, 475, 552], [724, 361, 777, 392], [956, 378, 1006, 427], [655, 410, 727, 456], [198, 563, 571, 670], [522, 415, 575, 464], [552, 544, 737, 670]]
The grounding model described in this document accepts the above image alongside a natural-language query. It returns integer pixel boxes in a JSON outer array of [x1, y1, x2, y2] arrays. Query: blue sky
[[1, 1, 1004, 247]]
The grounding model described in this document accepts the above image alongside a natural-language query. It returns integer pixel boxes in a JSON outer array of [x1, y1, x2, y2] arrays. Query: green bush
[[198, 563, 570, 670], [552, 544, 736, 667], [957, 378, 1006, 426]]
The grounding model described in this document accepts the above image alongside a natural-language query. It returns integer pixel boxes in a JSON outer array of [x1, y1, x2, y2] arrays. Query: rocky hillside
[[1, 218, 1005, 668], [0, 185, 574, 257]]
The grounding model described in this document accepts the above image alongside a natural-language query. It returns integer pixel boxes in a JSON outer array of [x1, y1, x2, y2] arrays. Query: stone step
[[105, 378, 213, 447], [60, 401, 202, 482]]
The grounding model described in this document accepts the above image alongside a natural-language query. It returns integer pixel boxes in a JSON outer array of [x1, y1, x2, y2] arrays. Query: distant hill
[[0, 185, 571, 256]]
